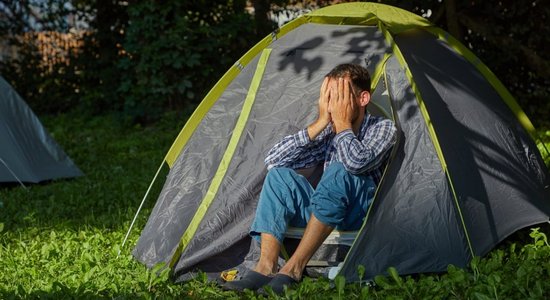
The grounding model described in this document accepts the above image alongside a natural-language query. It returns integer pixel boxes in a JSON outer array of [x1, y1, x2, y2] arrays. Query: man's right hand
[[318, 76, 332, 125], [308, 77, 332, 140]]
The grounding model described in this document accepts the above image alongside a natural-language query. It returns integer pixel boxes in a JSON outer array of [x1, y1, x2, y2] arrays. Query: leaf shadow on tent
[[332, 26, 390, 68], [278, 37, 324, 80], [276, 25, 389, 81]]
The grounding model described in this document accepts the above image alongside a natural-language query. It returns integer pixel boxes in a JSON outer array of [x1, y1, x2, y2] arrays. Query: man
[[224, 63, 397, 293]]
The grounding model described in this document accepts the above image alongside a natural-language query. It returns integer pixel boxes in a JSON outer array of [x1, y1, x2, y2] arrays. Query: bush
[[117, 0, 255, 123], [0, 1, 256, 123], [0, 36, 83, 114]]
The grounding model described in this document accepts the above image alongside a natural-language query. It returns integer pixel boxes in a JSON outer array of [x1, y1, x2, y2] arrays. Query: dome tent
[[0, 76, 83, 184], [130, 2, 550, 282]]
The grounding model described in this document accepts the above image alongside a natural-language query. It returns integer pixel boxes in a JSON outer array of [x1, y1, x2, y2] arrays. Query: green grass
[[1, 112, 549, 299]]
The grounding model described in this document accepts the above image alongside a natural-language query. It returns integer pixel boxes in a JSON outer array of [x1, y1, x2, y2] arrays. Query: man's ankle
[[254, 262, 278, 276], [278, 263, 304, 281]]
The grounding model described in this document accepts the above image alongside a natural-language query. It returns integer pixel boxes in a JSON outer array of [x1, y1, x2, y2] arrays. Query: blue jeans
[[250, 162, 376, 243]]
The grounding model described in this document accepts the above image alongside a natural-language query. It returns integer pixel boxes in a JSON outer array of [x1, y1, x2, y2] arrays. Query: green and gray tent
[[131, 2, 550, 281], [0, 75, 83, 184]]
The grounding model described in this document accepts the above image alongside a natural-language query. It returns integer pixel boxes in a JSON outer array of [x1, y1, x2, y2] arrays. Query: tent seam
[[337, 52, 397, 277], [168, 49, 273, 269], [378, 21, 476, 259], [163, 16, 308, 167]]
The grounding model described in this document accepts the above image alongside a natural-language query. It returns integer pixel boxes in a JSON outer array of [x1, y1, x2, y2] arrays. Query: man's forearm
[[307, 119, 330, 140], [332, 120, 353, 134]]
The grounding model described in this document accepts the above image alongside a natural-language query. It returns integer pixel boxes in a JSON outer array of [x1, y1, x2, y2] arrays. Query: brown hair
[[325, 63, 371, 94]]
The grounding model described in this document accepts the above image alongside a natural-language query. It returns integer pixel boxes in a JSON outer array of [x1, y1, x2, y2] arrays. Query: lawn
[[1, 112, 549, 299]]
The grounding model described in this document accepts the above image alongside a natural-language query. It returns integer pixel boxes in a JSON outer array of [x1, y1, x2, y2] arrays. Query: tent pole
[[118, 160, 165, 257], [0, 157, 28, 190], [537, 135, 550, 158]]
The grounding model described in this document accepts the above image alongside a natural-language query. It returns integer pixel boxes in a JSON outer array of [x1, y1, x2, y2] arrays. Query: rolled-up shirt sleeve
[[334, 119, 397, 175]]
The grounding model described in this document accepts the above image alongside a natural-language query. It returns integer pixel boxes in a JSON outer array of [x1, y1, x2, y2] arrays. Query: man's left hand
[[329, 77, 355, 133]]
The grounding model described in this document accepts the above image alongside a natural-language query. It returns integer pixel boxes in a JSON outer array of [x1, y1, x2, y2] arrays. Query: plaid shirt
[[265, 114, 397, 185]]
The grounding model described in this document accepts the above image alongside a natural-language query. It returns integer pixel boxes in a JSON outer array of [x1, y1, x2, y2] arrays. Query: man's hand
[[307, 77, 332, 140], [318, 76, 331, 125], [330, 77, 355, 133]]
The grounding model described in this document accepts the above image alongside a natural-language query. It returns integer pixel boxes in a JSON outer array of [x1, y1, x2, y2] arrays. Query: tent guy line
[[0, 157, 28, 190]]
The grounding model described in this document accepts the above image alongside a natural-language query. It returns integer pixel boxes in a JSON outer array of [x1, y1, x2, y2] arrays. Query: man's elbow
[[341, 162, 366, 175]]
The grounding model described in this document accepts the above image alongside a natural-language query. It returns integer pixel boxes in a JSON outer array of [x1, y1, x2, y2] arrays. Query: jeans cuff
[[312, 210, 340, 228], [249, 229, 285, 244]]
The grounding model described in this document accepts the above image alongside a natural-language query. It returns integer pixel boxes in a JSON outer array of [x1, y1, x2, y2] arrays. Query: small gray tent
[[0, 75, 83, 184], [132, 3, 550, 282]]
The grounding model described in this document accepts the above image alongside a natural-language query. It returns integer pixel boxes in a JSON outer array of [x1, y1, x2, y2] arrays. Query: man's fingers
[[343, 78, 350, 101], [346, 79, 355, 109], [338, 77, 345, 101], [329, 80, 338, 112], [329, 79, 338, 100], [321, 77, 329, 98]]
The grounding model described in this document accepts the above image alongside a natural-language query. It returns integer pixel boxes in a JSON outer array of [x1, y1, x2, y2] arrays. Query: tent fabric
[[0, 76, 83, 183], [168, 48, 273, 268], [395, 29, 549, 255], [425, 27, 538, 138], [133, 2, 550, 282]]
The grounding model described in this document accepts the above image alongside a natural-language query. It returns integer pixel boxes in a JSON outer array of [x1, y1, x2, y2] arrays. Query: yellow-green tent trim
[[378, 21, 476, 258], [169, 49, 273, 268], [424, 27, 538, 141], [164, 18, 306, 168]]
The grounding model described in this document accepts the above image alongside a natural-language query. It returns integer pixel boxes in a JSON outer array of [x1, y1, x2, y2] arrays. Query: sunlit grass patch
[[1, 112, 549, 299]]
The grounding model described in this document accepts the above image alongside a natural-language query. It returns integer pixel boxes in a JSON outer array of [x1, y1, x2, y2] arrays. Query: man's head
[[326, 63, 371, 95], [326, 63, 371, 111]]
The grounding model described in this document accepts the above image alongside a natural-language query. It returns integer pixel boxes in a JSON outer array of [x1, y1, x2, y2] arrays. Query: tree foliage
[[403, 0, 549, 127], [72, 0, 128, 115], [0, 0, 255, 122], [0, 0, 81, 113], [0, 0, 548, 126], [118, 0, 254, 122]]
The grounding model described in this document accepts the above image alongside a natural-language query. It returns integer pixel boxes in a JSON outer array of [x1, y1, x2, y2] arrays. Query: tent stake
[[0, 157, 28, 190], [118, 160, 165, 257]]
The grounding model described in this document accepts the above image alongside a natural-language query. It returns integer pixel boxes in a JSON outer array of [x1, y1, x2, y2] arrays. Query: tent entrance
[[283, 230, 354, 277], [279, 75, 397, 276]]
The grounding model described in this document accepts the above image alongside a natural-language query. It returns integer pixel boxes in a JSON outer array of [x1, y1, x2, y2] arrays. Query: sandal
[[260, 273, 299, 295], [221, 270, 273, 291]]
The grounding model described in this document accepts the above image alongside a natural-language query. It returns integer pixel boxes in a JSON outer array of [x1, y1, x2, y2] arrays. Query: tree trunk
[[459, 14, 550, 78], [445, 0, 462, 41], [252, 0, 273, 36]]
